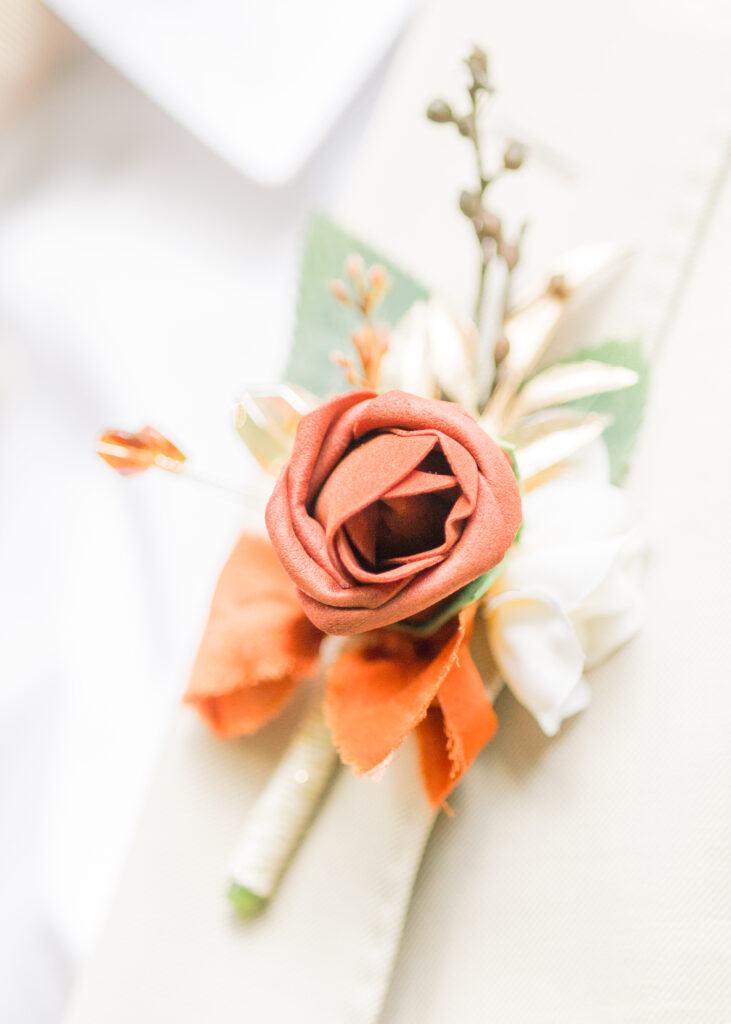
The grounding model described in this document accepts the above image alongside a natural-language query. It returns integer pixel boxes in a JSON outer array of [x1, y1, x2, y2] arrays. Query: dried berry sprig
[[427, 47, 527, 406], [328, 255, 391, 388]]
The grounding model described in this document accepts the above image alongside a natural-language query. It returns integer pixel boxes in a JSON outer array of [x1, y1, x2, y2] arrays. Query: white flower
[[484, 475, 645, 735], [381, 298, 479, 413]]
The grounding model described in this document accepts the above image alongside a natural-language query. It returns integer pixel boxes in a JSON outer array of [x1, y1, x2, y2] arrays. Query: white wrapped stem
[[228, 703, 339, 915], [227, 639, 506, 917]]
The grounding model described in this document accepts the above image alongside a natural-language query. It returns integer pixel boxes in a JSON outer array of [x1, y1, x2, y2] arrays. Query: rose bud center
[[313, 432, 472, 582]]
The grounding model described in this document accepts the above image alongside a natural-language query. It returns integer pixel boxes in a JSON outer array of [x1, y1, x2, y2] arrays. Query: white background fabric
[[43, 0, 417, 184], [0, 36, 389, 1023], [1, 0, 729, 1021]]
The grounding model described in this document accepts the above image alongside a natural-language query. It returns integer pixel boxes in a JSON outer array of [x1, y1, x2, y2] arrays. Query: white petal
[[513, 412, 613, 481], [578, 593, 645, 669], [510, 244, 632, 314], [502, 295, 563, 377], [507, 407, 604, 447], [520, 480, 640, 549], [383, 298, 481, 410], [579, 528, 645, 617], [495, 538, 625, 614], [424, 299, 479, 413], [387, 305, 431, 393], [493, 482, 641, 613], [381, 301, 435, 398], [550, 435, 612, 485], [501, 244, 632, 378], [574, 527, 647, 666], [487, 588, 585, 725], [507, 361, 638, 422], [536, 676, 592, 736]]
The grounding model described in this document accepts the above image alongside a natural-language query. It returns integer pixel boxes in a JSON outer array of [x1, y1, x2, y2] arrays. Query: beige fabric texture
[[64, 0, 731, 1021]]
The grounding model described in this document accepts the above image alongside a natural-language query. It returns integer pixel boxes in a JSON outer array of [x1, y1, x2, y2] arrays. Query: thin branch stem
[[426, 48, 527, 417], [469, 86, 491, 329], [501, 222, 528, 324], [473, 255, 488, 328]]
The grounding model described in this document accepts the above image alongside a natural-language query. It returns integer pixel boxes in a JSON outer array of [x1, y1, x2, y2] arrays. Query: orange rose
[[266, 389, 522, 634]]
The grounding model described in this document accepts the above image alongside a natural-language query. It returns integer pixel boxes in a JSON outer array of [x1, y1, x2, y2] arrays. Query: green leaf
[[227, 882, 266, 917], [285, 213, 429, 397], [389, 556, 509, 638], [561, 339, 649, 483]]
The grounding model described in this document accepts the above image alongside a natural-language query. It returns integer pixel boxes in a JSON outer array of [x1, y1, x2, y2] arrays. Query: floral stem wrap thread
[[227, 703, 339, 915], [265, 389, 522, 635]]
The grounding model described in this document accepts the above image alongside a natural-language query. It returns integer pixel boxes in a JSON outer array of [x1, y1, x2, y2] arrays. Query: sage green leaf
[[389, 556, 509, 638], [561, 339, 649, 483], [286, 213, 429, 397]]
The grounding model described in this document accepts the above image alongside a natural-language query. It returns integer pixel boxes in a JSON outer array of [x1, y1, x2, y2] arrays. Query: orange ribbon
[[185, 534, 498, 805], [184, 534, 323, 737], [325, 606, 497, 807]]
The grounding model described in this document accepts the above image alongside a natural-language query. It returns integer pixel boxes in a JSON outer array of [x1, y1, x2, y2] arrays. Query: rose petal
[[333, 527, 444, 584], [343, 501, 378, 565], [351, 393, 517, 520], [297, 474, 518, 633], [315, 433, 438, 532], [270, 390, 375, 589], [339, 469, 459, 578], [299, 390, 377, 502], [378, 490, 455, 560], [266, 390, 522, 635], [384, 468, 458, 499], [314, 431, 438, 572]]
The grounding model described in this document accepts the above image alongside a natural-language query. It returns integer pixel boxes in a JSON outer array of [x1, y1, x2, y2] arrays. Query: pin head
[[97, 426, 186, 476]]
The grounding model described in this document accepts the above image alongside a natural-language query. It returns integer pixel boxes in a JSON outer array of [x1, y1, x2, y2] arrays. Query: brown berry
[[478, 211, 502, 240], [459, 190, 481, 218], [503, 141, 526, 171], [426, 99, 453, 124], [494, 335, 510, 366]]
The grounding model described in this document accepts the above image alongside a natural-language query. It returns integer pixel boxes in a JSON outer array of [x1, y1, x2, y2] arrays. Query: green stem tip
[[228, 882, 267, 918]]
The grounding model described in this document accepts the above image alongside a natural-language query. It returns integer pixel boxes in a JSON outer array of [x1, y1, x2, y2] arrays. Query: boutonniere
[[99, 47, 648, 915]]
